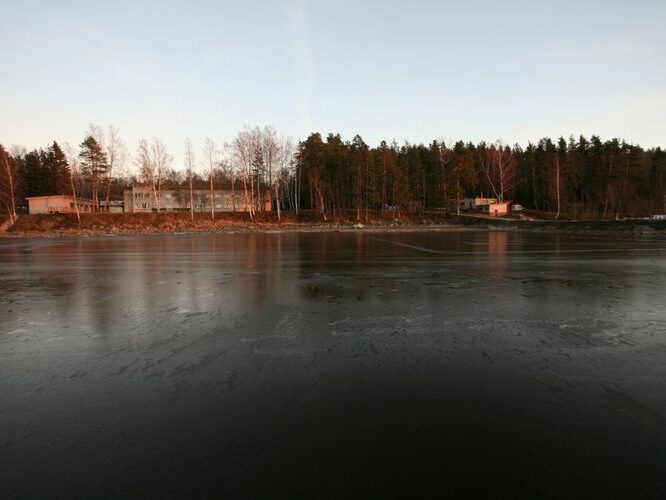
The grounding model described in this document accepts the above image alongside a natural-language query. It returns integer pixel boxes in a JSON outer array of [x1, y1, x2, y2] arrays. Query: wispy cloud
[[288, 0, 315, 133]]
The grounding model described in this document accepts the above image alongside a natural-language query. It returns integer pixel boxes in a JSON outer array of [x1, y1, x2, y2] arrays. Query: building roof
[[26, 195, 94, 202]]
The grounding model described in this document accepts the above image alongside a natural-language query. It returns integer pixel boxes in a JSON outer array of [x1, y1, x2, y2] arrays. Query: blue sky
[[1, 0, 664, 167]]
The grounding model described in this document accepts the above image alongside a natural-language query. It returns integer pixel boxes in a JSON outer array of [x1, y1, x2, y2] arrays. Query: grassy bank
[[3, 210, 455, 237], [4, 211, 666, 237]]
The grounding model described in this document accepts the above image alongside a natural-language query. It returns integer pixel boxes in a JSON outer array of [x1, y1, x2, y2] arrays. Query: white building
[[123, 187, 267, 213]]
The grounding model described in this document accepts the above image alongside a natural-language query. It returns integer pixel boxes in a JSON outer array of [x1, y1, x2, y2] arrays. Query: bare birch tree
[[104, 126, 126, 211], [294, 143, 303, 214], [137, 140, 155, 209], [137, 138, 171, 211], [184, 138, 197, 223], [249, 127, 263, 213], [0, 144, 18, 222], [63, 143, 81, 224], [262, 125, 279, 212], [481, 141, 516, 202], [233, 129, 255, 219], [203, 138, 218, 219], [223, 142, 237, 212], [274, 136, 294, 222]]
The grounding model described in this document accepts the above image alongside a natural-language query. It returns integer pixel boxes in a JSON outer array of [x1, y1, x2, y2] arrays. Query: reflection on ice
[[1, 231, 666, 497]]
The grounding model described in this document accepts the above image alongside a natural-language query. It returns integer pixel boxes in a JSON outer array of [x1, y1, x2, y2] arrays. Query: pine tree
[[447, 141, 477, 214], [79, 136, 108, 211]]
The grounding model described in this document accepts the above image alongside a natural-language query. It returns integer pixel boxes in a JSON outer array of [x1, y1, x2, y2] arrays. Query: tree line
[[2, 127, 665, 222], [295, 134, 666, 220]]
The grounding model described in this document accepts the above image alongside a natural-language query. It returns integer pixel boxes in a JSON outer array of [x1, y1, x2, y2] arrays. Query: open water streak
[[1, 230, 666, 496]]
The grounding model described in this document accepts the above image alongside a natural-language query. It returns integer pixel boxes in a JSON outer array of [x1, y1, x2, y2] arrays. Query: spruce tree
[[51, 142, 71, 195], [22, 151, 44, 197]]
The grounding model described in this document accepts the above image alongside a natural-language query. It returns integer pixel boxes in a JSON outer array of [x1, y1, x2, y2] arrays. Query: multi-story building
[[99, 200, 125, 213], [123, 186, 267, 213]]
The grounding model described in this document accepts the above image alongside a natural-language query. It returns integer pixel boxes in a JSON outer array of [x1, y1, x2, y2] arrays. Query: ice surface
[[1, 231, 665, 496]]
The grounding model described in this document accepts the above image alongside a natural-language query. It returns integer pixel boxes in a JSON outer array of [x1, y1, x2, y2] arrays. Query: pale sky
[[1, 0, 665, 169]]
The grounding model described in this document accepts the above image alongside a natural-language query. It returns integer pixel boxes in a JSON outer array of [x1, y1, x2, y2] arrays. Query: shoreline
[[2, 212, 666, 239], [0, 223, 482, 238], [3, 223, 666, 239]]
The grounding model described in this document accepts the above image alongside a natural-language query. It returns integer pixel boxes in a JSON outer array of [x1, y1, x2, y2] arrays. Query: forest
[[2, 125, 665, 222]]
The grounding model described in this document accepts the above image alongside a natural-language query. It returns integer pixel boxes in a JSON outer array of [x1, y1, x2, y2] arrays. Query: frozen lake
[[1, 230, 666, 496]]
